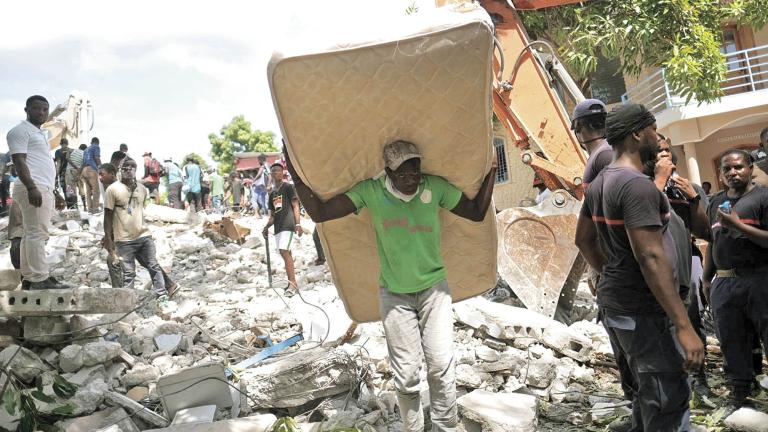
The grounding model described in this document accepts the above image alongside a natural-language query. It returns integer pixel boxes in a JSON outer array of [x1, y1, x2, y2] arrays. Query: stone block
[[458, 390, 537, 432], [0, 288, 140, 317], [143, 414, 276, 432], [60, 345, 84, 372], [0, 344, 49, 383], [724, 407, 768, 432], [82, 341, 122, 366], [123, 363, 160, 387], [157, 363, 232, 419], [23, 315, 69, 344]]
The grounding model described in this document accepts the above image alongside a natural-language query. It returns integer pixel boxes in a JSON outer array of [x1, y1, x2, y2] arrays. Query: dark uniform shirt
[[582, 141, 613, 188], [54, 148, 68, 176], [582, 166, 676, 314], [707, 187, 768, 270], [269, 182, 298, 234]]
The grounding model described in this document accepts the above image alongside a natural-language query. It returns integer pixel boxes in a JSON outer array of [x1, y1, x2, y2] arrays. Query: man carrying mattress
[[286, 140, 496, 432]]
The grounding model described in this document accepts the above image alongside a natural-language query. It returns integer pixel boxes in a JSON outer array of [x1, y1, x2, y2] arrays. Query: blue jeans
[[212, 195, 224, 214], [253, 185, 268, 213]]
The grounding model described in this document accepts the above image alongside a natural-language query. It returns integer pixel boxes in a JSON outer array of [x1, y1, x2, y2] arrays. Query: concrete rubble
[[1, 208, 752, 431]]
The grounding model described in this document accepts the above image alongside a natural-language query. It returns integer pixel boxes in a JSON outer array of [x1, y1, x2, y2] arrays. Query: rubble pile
[[1, 204, 748, 432]]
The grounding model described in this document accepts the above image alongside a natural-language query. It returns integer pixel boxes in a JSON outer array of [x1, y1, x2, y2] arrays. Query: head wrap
[[606, 103, 656, 146]]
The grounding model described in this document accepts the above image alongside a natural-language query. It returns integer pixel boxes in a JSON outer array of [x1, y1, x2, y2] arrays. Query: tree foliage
[[208, 116, 277, 174], [520, 0, 768, 103], [182, 153, 210, 171]]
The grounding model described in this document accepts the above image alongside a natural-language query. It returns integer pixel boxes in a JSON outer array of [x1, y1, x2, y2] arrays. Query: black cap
[[571, 99, 607, 130]]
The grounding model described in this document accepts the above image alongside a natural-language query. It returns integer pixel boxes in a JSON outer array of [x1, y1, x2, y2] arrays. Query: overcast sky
[[0, 0, 433, 164]]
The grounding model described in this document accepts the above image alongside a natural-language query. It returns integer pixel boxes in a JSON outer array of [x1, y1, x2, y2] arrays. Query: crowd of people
[[4, 92, 768, 431]]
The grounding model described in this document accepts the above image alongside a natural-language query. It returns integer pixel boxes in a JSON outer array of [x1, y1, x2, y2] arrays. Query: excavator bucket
[[474, 0, 588, 320], [496, 190, 585, 321]]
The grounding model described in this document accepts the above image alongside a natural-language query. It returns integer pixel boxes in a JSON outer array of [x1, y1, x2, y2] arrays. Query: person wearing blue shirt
[[183, 157, 202, 212], [82, 137, 102, 213], [164, 159, 183, 209]]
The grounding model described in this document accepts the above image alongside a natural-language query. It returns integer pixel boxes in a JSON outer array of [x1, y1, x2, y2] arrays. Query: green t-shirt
[[210, 173, 225, 196], [345, 175, 462, 294]]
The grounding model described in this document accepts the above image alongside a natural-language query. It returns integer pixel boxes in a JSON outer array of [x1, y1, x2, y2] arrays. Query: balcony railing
[[621, 43, 768, 114]]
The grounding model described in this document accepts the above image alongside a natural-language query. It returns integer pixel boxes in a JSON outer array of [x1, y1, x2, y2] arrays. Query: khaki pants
[[379, 280, 457, 432], [13, 183, 54, 283], [81, 166, 100, 212]]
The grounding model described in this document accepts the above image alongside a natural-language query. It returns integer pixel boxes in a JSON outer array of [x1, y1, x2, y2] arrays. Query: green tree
[[520, 0, 768, 103], [182, 153, 210, 171], [208, 116, 277, 173]]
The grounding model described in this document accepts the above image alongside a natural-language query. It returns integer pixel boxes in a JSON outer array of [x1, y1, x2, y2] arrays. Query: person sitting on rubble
[[7, 95, 72, 290], [262, 163, 302, 291], [575, 103, 704, 431], [284, 139, 497, 432], [103, 158, 176, 305]]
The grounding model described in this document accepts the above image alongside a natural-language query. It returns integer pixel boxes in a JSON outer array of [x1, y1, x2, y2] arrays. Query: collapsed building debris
[[0, 207, 763, 432]]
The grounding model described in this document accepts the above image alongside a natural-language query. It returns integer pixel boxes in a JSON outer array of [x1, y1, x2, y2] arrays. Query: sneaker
[[29, 276, 73, 290], [607, 416, 633, 432], [156, 294, 169, 306], [692, 374, 712, 397], [313, 258, 326, 266], [166, 282, 179, 299], [21, 279, 31, 290]]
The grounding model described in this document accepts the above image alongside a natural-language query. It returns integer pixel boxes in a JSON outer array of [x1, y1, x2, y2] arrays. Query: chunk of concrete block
[[22, 315, 69, 344], [56, 407, 140, 432], [154, 333, 182, 354], [542, 324, 593, 362], [123, 363, 161, 387], [82, 341, 122, 366], [0, 288, 140, 317], [144, 204, 200, 225], [0, 269, 20, 291], [724, 408, 768, 432], [170, 405, 216, 425], [143, 414, 277, 432], [0, 344, 49, 383], [453, 297, 553, 341], [104, 391, 169, 429], [60, 345, 84, 373], [157, 363, 232, 419], [458, 390, 537, 432], [244, 346, 356, 408]]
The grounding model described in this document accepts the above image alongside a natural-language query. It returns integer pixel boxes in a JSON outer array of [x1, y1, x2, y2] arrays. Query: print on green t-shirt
[[345, 175, 462, 294]]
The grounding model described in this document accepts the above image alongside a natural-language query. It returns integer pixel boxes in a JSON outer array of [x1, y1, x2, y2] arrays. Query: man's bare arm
[[719, 209, 768, 248], [575, 214, 605, 271], [450, 167, 497, 222], [291, 198, 301, 232], [627, 226, 704, 368], [103, 208, 115, 251]]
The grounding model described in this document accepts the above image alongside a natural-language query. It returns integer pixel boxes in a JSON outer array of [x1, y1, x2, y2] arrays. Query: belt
[[716, 269, 736, 278]]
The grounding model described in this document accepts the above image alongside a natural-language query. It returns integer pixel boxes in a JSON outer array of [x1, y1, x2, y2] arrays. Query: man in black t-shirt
[[110, 143, 128, 168], [571, 98, 612, 188], [703, 149, 768, 411], [54, 138, 69, 197], [575, 103, 703, 431], [262, 163, 301, 290]]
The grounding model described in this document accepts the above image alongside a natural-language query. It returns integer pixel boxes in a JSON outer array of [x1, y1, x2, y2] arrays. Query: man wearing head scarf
[[575, 103, 703, 431], [284, 140, 497, 432]]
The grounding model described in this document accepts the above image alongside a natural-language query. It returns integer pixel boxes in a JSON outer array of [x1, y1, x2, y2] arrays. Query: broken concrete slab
[[154, 333, 182, 354], [458, 389, 537, 432], [23, 315, 69, 344], [0, 288, 140, 317], [35, 378, 109, 417], [453, 297, 553, 342], [170, 405, 216, 425], [0, 269, 20, 291], [243, 346, 356, 408], [542, 324, 593, 363], [724, 407, 768, 432], [144, 204, 200, 225], [123, 363, 161, 387], [144, 414, 277, 432], [0, 344, 49, 383], [104, 391, 169, 429]]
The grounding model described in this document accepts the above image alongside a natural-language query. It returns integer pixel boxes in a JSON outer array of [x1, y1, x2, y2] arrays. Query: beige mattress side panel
[[269, 16, 498, 323]]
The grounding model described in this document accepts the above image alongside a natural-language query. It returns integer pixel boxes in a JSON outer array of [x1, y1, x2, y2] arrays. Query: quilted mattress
[[268, 5, 498, 323]]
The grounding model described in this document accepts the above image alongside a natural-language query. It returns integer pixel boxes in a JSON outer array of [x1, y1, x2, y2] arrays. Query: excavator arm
[[440, 0, 592, 320]]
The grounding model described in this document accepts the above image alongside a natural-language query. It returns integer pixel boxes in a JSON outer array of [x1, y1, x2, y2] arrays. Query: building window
[[493, 137, 509, 183]]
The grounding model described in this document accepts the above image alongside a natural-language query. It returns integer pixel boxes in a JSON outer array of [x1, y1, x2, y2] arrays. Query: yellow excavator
[[450, 0, 592, 322]]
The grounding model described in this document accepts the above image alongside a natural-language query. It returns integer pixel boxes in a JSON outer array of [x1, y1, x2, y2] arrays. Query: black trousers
[[312, 227, 325, 261], [711, 272, 768, 399], [600, 308, 690, 432]]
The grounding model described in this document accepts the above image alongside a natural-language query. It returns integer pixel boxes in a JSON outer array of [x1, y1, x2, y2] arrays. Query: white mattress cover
[[268, 5, 498, 322]]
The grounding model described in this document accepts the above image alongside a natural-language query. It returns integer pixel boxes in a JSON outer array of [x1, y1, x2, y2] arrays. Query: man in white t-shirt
[[7, 95, 71, 289]]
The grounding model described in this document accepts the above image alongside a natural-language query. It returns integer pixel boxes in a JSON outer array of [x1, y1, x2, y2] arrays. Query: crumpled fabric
[[606, 103, 656, 146]]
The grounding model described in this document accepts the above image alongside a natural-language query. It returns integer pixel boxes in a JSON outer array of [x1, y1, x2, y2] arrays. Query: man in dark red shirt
[[703, 149, 768, 412], [575, 103, 703, 431]]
